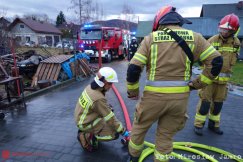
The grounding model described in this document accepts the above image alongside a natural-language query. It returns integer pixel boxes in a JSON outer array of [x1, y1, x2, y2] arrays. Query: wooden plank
[[79, 64, 87, 77], [49, 64, 58, 80], [41, 63, 51, 80], [46, 63, 54, 79], [31, 63, 43, 87], [38, 63, 47, 80], [34, 63, 43, 78], [70, 62, 75, 77], [53, 64, 62, 80], [79, 60, 90, 76]]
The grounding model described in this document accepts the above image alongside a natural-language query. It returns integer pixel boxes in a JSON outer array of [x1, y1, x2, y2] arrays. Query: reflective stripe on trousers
[[145, 80, 190, 93]]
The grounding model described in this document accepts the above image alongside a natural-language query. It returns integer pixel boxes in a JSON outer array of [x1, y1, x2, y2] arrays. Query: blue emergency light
[[84, 24, 92, 28]]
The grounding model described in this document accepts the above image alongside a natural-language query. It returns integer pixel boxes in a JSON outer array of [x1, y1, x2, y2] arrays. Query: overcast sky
[[0, 0, 240, 23]]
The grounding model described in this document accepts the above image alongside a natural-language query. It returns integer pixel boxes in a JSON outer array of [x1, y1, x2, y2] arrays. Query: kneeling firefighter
[[74, 67, 130, 152], [194, 14, 241, 136], [126, 6, 223, 162]]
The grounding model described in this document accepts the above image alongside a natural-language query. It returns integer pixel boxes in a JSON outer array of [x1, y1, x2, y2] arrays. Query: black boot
[[208, 120, 223, 135], [127, 155, 139, 162], [194, 127, 203, 136]]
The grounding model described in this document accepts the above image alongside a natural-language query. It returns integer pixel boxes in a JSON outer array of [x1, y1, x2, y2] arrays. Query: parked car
[[17, 55, 46, 78], [39, 43, 49, 48], [56, 42, 74, 50], [24, 41, 36, 47]]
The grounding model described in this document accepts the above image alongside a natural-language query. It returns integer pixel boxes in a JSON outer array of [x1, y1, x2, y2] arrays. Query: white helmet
[[94, 67, 118, 87]]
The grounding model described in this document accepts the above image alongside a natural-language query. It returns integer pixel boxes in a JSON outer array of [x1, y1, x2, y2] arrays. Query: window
[[20, 24, 24, 28]]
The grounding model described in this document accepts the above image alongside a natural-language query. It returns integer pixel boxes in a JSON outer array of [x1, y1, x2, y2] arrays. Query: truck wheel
[[119, 54, 125, 60], [106, 53, 112, 63], [0, 113, 5, 120]]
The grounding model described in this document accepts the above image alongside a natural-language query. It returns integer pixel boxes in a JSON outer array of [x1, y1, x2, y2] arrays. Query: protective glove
[[127, 91, 139, 100], [188, 81, 196, 91]]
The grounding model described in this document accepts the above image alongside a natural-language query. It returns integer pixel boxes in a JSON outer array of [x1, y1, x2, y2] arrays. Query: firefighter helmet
[[94, 67, 118, 87], [152, 6, 192, 31], [219, 14, 240, 32]]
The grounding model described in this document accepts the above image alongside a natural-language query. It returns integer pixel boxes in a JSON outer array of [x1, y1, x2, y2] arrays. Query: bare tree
[[23, 14, 51, 23], [121, 3, 136, 30], [69, 0, 105, 24], [0, 7, 7, 18]]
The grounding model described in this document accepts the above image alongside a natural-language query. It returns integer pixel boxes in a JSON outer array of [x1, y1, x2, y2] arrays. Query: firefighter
[[128, 37, 139, 61], [74, 67, 130, 152], [194, 14, 241, 136], [126, 6, 223, 162]]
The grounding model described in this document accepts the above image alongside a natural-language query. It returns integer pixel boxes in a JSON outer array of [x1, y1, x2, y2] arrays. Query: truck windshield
[[81, 29, 102, 40]]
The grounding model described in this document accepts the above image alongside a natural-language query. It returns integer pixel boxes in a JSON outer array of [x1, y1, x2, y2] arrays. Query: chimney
[[237, 1, 243, 10]]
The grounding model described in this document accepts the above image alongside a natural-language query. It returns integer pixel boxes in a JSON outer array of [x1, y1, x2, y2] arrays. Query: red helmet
[[219, 14, 240, 32], [152, 6, 174, 31], [152, 6, 191, 31]]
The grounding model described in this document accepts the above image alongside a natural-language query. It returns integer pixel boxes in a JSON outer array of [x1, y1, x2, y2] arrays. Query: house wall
[[10, 23, 61, 47], [11, 22, 38, 45]]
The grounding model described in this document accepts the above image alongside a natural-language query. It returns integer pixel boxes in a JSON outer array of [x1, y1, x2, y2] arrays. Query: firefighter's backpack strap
[[162, 28, 194, 73]]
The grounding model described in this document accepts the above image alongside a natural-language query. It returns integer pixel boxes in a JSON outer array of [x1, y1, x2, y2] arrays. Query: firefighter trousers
[[78, 119, 119, 146], [194, 83, 228, 128], [128, 96, 188, 162]]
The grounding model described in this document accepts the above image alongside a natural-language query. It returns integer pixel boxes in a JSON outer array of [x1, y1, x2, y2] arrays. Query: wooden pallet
[[31, 63, 61, 87]]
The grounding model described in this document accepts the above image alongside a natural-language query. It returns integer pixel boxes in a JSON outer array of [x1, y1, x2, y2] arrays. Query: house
[[0, 17, 10, 31], [8, 18, 62, 47]]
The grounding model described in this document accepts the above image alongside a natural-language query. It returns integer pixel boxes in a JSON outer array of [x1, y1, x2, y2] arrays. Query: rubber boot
[[77, 130, 95, 152], [194, 126, 203, 136], [208, 120, 223, 135], [127, 155, 139, 162]]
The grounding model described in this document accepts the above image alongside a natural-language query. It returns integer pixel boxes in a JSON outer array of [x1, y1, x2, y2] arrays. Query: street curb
[[7, 77, 85, 107], [24, 78, 77, 101]]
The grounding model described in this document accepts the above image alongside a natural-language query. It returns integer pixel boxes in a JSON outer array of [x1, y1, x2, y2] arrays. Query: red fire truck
[[77, 25, 129, 62]]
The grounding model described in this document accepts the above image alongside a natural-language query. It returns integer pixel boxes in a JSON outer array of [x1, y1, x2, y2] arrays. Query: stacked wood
[[76, 59, 98, 78]]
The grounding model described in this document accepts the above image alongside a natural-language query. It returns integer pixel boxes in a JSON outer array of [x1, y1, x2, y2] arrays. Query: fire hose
[[111, 85, 242, 162]]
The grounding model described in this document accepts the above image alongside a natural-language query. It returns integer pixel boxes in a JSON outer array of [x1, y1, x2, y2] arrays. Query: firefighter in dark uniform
[[194, 14, 241, 136], [126, 6, 223, 162], [128, 37, 139, 61], [74, 67, 130, 152]]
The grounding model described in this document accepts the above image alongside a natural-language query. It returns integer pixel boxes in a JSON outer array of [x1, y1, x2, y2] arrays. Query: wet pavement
[[0, 60, 243, 162]]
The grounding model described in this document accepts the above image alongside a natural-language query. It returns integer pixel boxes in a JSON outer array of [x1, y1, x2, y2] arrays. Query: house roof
[[0, 17, 10, 24], [200, 1, 243, 17], [8, 18, 62, 35], [0, 17, 10, 29]]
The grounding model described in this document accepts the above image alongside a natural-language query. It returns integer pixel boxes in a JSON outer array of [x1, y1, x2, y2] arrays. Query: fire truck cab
[[78, 25, 129, 62]]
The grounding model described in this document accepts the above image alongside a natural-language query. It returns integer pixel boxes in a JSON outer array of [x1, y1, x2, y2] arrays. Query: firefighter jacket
[[208, 34, 240, 84], [74, 85, 124, 133], [127, 25, 222, 100]]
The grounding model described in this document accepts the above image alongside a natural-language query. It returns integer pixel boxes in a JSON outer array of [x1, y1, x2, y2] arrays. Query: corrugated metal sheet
[[200, 3, 243, 17], [136, 17, 243, 38], [136, 21, 152, 38], [41, 55, 73, 63], [136, 18, 243, 58]]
